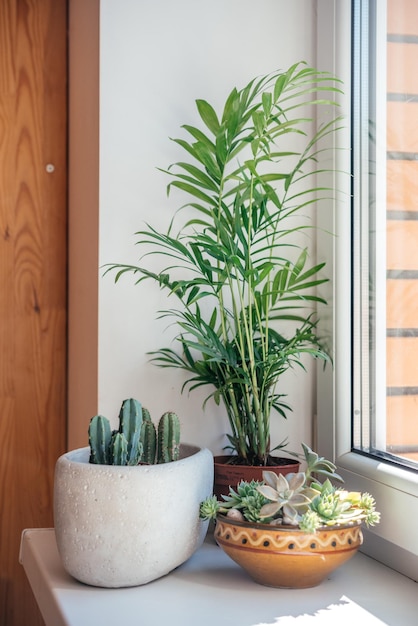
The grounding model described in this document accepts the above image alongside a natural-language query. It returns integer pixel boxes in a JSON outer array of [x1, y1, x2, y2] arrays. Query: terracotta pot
[[214, 514, 363, 588], [213, 455, 300, 499]]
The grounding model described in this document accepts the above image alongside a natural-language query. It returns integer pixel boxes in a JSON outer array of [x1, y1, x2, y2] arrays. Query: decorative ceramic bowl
[[214, 514, 363, 588]]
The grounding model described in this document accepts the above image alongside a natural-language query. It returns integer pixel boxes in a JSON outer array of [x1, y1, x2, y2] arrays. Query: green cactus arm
[[88, 402, 182, 466], [141, 406, 152, 422], [139, 420, 157, 464], [88, 415, 112, 464], [127, 440, 143, 466], [118, 398, 143, 464], [157, 411, 181, 463], [110, 432, 129, 465]]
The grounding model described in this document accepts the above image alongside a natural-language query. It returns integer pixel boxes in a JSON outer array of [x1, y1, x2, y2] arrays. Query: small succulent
[[306, 480, 381, 529], [200, 444, 380, 532], [88, 398, 181, 466], [219, 480, 270, 523], [256, 471, 318, 525], [297, 442, 343, 484]]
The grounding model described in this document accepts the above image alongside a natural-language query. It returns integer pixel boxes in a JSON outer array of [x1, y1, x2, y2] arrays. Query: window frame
[[316, 0, 418, 581]]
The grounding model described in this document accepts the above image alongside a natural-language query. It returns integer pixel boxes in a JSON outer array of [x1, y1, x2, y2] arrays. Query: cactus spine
[[157, 412, 180, 463], [88, 399, 181, 466]]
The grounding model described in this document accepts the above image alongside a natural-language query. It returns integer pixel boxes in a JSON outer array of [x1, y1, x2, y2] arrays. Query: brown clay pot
[[214, 514, 363, 588], [213, 455, 300, 499]]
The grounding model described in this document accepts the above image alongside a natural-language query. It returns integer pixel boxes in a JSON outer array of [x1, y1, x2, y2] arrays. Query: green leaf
[[215, 126, 229, 168], [173, 162, 219, 191], [222, 87, 240, 137], [192, 142, 222, 180], [273, 74, 287, 102], [261, 91, 272, 116], [169, 180, 215, 204], [181, 125, 216, 153], [196, 99, 220, 135], [252, 110, 265, 137]]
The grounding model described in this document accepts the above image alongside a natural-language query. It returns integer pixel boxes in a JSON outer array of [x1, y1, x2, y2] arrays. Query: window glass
[[352, 0, 418, 471]]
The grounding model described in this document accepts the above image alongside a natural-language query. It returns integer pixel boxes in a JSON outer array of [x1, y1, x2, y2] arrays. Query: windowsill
[[20, 528, 416, 626]]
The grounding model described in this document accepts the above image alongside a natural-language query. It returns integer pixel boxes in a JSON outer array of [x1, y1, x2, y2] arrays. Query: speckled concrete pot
[[54, 444, 213, 588]]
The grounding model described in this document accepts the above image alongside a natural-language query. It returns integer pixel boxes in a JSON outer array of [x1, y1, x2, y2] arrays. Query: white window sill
[[20, 528, 416, 626]]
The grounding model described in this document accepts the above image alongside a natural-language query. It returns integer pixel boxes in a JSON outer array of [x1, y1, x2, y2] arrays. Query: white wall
[[98, 0, 319, 454]]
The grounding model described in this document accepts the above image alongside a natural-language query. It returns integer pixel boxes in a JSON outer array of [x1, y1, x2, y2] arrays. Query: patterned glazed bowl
[[214, 514, 363, 588]]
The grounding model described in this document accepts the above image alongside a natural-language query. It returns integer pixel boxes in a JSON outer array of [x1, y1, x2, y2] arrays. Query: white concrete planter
[[54, 444, 213, 587]]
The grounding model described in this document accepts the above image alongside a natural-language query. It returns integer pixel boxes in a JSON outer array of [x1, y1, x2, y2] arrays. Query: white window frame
[[316, 0, 418, 581]]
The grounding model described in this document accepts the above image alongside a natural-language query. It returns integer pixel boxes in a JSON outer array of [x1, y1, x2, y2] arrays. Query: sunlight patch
[[252, 596, 388, 625]]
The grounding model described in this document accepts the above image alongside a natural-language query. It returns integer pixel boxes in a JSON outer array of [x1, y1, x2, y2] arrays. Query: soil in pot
[[213, 455, 300, 499]]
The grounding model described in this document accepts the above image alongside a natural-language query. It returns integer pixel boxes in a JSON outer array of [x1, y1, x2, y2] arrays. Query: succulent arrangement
[[88, 398, 181, 466], [200, 444, 380, 532]]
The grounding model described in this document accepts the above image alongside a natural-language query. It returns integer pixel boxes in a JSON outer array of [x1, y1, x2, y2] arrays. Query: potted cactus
[[200, 444, 380, 588], [87, 400, 182, 466], [54, 398, 213, 588]]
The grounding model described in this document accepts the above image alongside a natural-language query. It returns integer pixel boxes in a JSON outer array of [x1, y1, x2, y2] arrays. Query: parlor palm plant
[[106, 62, 342, 466]]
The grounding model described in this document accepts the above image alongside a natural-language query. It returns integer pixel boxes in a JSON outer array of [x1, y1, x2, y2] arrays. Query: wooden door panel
[[0, 2, 67, 625]]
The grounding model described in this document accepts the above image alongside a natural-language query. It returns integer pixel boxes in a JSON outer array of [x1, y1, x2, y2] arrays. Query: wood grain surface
[[0, 1, 67, 624]]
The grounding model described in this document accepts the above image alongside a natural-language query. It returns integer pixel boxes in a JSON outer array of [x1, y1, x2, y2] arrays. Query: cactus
[[110, 431, 129, 465], [139, 419, 157, 464], [118, 398, 143, 465], [88, 415, 112, 464], [157, 411, 180, 463], [141, 406, 152, 423], [88, 399, 181, 466]]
